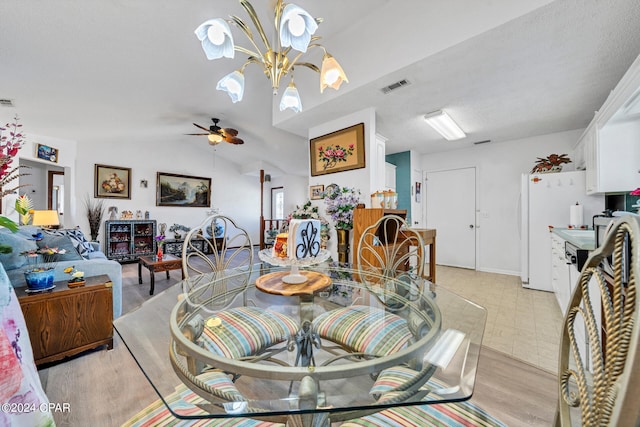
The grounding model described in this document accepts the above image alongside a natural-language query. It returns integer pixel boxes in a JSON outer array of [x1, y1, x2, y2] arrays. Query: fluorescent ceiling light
[[424, 110, 466, 141]]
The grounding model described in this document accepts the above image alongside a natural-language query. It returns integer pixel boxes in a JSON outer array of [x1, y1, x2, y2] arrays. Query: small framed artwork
[[310, 123, 366, 176], [310, 184, 324, 200], [156, 172, 211, 207], [36, 144, 59, 163], [94, 164, 131, 199]]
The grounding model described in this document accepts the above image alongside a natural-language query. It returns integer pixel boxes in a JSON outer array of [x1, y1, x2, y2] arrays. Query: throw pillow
[[64, 227, 96, 257], [43, 228, 94, 259], [0, 230, 38, 270], [35, 234, 82, 262]]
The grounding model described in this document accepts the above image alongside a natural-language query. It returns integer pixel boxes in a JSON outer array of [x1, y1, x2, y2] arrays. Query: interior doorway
[[426, 167, 477, 269], [48, 171, 64, 216]]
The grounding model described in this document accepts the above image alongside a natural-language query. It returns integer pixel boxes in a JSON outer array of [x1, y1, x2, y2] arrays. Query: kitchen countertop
[[551, 228, 596, 250]]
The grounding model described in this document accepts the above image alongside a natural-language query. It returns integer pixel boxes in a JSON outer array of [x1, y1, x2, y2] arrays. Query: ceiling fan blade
[[225, 136, 244, 145], [186, 133, 210, 136], [222, 127, 238, 136], [193, 123, 211, 132]]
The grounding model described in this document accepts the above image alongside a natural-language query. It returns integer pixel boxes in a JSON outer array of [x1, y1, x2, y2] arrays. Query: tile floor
[[433, 265, 563, 375]]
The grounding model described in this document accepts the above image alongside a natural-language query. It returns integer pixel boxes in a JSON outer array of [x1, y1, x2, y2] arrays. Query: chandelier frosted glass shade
[[320, 54, 349, 93], [279, 4, 318, 53], [279, 81, 302, 113], [195, 0, 348, 113], [216, 70, 245, 103], [195, 19, 235, 60]]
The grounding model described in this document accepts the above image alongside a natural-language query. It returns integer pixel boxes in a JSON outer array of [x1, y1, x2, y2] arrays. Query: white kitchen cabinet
[[551, 233, 571, 315], [581, 53, 640, 194], [384, 162, 396, 190]]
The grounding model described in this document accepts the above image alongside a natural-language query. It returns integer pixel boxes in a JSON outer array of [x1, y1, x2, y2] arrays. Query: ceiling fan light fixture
[[280, 81, 302, 113], [216, 70, 245, 103], [208, 133, 223, 144], [195, 18, 235, 60], [320, 53, 348, 93], [423, 110, 466, 141]]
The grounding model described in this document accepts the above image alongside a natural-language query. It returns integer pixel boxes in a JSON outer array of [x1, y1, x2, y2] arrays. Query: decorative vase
[[24, 268, 55, 291], [157, 245, 163, 260], [336, 229, 350, 264]]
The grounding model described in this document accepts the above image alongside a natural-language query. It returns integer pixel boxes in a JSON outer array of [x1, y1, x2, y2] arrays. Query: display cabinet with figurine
[[105, 220, 157, 263]]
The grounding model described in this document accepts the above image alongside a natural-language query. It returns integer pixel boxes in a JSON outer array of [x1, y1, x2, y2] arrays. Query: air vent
[[380, 79, 411, 94], [473, 140, 491, 145], [0, 99, 15, 107]]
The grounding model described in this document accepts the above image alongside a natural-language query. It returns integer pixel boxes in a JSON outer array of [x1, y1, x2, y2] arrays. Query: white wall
[[421, 129, 583, 275], [308, 108, 376, 258]]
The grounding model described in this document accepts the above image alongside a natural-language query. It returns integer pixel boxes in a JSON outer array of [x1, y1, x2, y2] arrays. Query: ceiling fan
[[187, 118, 244, 145]]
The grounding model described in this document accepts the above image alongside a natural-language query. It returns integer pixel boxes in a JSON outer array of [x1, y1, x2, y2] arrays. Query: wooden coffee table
[[138, 254, 183, 295]]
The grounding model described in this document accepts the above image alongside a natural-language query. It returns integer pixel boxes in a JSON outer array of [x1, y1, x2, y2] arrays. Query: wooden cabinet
[[163, 237, 220, 256], [17, 275, 113, 366], [352, 207, 437, 282], [105, 220, 157, 262]]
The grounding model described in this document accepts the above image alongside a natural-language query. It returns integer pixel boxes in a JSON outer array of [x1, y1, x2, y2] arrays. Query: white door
[[426, 167, 476, 269]]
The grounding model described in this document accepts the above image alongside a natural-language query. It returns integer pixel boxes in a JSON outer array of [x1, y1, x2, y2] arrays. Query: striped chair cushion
[[123, 371, 284, 427], [370, 365, 418, 399], [312, 305, 412, 356], [199, 307, 299, 359], [341, 401, 507, 427]]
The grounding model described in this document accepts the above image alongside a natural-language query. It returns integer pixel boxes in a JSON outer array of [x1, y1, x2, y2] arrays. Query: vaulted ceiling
[[1, 0, 640, 176]]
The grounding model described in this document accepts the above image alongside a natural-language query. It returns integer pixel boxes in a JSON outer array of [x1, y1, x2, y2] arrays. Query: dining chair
[[313, 215, 429, 359], [341, 214, 640, 426]]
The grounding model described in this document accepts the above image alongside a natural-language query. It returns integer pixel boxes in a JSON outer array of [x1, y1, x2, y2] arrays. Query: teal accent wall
[[386, 152, 411, 223]]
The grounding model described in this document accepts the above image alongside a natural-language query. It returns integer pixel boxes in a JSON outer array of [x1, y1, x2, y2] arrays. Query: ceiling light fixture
[[423, 110, 466, 141], [195, 0, 349, 113]]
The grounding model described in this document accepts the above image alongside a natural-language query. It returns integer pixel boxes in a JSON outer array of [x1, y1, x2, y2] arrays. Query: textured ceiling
[[1, 0, 639, 175]]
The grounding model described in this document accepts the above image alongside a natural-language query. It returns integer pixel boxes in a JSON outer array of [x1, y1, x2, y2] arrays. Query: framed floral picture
[[94, 164, 131, 199], [310, 123, 365, 176], [156, 172, 211, 207]]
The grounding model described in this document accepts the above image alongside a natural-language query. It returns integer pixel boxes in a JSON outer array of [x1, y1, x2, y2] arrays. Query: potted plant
[[169, 224, 191, 240], [531, 154, 571, 174], [21, 246, 67, 292], [84, 195, 106, 242], [323, 186, 362, 262]]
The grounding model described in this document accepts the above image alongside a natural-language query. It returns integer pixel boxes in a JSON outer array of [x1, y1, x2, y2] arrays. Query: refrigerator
[[520, 170, 604, 291]]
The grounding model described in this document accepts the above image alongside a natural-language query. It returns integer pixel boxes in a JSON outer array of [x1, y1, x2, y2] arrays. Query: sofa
[[0, 226, 122, 318], [0, 263, 55, 426]]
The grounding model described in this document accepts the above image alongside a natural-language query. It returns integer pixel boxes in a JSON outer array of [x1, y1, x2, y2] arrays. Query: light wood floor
[[39, 260, 558, 426]]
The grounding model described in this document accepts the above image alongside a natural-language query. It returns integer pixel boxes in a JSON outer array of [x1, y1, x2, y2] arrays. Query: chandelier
[[195, 0, 349, 113]]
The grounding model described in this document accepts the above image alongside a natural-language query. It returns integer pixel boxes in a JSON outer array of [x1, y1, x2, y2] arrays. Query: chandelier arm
[[279, 43, 324, 77], [234, 45, 263, 60], [239, 0, 272, 51], [229, 16, 265, 60], [294, 62, 321, 73]]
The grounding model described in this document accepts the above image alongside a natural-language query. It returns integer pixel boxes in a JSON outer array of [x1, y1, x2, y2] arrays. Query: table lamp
[[31, 210, 60, 228]]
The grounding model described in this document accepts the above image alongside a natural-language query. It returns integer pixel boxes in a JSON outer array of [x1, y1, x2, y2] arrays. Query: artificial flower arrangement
[[323, 186, 362, 230], [15, 194, 33, 226], [21, 247, 67, 272], [531, 153, 571, 174], [0, 115, 30, 253], [155, 234, 166, 247]]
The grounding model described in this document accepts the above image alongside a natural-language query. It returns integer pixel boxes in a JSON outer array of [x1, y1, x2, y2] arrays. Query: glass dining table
[[114, 261, 487, 426]]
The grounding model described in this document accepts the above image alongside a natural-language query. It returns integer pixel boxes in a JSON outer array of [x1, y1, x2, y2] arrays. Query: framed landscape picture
[[310, 123, 365, 176], [36, 144, 59, 163], [156, 172, 211, 207], [94, 164, 131, 199]]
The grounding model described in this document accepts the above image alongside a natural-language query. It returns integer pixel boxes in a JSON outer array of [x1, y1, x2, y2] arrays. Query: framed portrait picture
[[310, 123, 365, 176], [156, 172, 211, 207], [94, 164, 131, 199], [36, 144, 59, 163], [310, 184, 324, 200]]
